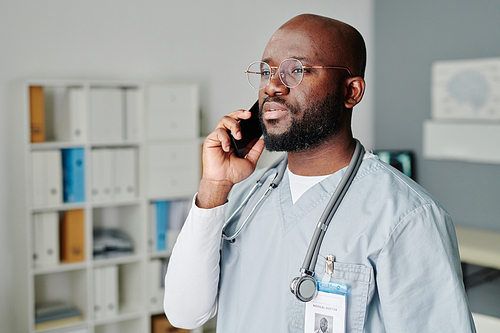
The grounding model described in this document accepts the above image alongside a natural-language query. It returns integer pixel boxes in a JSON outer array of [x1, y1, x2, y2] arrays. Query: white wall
[[0, 1, 373, 331]]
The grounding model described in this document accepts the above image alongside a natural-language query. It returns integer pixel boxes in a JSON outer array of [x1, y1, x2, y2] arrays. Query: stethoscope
[[221, 140, 365, 302]]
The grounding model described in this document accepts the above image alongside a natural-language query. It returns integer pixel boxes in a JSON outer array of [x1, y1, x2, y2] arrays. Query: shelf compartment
[[92, 205, 145, 259], [34, 270, 88, 330]]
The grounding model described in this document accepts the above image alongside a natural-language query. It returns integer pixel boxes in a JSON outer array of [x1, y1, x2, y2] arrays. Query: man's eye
[[261, 70, 271, 77], [291, 67, 303, 74]]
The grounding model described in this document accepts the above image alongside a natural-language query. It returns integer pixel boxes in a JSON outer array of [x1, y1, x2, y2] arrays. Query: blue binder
[[156, 201, 170, 251], [62, 148, 85, 203]]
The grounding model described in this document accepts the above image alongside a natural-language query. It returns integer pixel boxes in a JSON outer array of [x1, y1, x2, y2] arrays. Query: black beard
[[259, 92, 342, 152]]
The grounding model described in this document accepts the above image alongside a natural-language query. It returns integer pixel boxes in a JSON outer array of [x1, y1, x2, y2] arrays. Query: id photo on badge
[[314, 314, 333, 333], [304, 283, 347, 333]]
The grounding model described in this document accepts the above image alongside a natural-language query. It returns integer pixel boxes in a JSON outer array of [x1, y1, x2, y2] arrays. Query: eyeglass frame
[[244, 58, 353, 90]]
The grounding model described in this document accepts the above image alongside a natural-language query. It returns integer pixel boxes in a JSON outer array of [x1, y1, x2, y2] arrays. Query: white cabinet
[[13, 80, 202, 333]]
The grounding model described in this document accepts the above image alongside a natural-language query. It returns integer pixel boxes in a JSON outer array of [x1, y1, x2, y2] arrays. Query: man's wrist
[[195, 178, 233, 209]]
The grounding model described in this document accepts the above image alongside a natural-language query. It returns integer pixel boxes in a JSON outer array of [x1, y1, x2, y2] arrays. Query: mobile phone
[[229, 101, 262, 158]]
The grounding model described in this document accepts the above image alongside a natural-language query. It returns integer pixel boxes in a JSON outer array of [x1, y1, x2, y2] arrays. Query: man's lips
[[262, 102, 288, 120]]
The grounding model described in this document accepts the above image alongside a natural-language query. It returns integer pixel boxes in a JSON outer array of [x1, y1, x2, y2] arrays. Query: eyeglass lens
[[246, 59, 304, 90]]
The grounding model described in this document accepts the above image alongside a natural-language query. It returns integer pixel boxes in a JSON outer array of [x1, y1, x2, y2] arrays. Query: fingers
[[215, 128, 232, 153], [215, 108, 254, 140]]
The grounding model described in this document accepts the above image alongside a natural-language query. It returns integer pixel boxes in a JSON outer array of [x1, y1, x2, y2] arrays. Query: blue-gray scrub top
[[217, 156, 475, 332]]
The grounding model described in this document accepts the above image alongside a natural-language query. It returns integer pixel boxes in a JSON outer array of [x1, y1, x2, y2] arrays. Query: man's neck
[[286, 135, 356, 176]]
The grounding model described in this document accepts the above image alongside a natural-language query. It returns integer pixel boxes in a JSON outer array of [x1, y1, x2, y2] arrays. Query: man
[[164, 14, 476, 332], [315, 317, 329, 333]]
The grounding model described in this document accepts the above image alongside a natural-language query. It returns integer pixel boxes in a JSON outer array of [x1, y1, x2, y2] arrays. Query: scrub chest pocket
[[290, 260, 372, 333]]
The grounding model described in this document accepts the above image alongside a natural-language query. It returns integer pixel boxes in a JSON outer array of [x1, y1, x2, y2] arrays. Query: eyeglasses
[[244, 58, 353, 90]]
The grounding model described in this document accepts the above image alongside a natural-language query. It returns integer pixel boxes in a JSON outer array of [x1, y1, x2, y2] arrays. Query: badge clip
[[321, 255, 335, 287]]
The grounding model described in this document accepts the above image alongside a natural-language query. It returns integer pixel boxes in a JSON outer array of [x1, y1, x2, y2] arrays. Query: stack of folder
[[35, 300, 82, 330]]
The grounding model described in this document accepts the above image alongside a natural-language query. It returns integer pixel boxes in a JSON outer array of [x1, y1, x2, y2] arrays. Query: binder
[[166, 200, 190, 252], [30, 86, 45, 143], [89, 88, 124, 143], [62, 148, 85, 203], [125, 88, 140, 142], [148, 202, 157, 252], [45, 150, 63, 206], [91, 149, 113, 203], [156, 201, 169, 251], [104, 265, 119, 317], [31, 150, 63, 207], [67, 87, 87, 142], [33, 212, 59, 267], [60, 209, 85, 263], [94, 266, 119, 319], [113, 148, 137, 201], [148, 259, 163, 309], [31, 152, 46, 207], [93, 267, 105, 319]]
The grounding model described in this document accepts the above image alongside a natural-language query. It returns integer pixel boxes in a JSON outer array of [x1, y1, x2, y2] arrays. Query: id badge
[[304, 280, 348, 333]]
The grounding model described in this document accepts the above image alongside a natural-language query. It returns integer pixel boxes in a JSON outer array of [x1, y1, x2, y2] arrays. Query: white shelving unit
[[13, 80, 202, 333]]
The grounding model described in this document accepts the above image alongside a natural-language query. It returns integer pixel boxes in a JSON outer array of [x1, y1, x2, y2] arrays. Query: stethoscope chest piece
[[290, 274, 318, 302]]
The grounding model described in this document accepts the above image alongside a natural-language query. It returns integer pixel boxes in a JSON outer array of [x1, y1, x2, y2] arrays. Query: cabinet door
[[146, 141, 200, 199], [89, 88, 124, 143], [145, 84, 199, 141]]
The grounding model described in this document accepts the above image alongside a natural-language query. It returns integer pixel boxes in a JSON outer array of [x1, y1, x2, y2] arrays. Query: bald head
[[273, 14, 366, 78]]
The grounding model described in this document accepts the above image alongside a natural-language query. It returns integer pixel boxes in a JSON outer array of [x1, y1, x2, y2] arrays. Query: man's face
[[320, 317, 328, 332], [258, 27, 346, 152]]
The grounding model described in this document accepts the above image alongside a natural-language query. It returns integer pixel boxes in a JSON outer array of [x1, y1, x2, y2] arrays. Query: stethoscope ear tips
[[290, 274, 317, 302]]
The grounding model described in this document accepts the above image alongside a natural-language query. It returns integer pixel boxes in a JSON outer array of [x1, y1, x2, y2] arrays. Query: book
[[60, 209, 85, 263], [30, 86, 45, 143], [62, 148, 85, 203]]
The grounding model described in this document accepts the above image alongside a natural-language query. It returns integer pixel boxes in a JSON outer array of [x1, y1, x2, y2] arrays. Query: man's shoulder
[[356, 155, 445, 211]]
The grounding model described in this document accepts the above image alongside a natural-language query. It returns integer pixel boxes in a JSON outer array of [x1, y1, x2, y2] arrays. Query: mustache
[[261, 96, 298, 115]]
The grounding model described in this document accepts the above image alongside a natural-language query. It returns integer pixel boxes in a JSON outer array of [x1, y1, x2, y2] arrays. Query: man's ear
[[344, 77, 365, 109]]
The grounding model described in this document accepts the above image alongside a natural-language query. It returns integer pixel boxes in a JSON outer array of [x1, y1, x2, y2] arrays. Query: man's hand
[[196, 108, 265, 209]]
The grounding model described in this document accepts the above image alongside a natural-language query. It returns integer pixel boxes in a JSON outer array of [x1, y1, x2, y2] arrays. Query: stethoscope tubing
[[221, 154, 287, 241], [301, 140, 365, 273], [221, 139, 365, 303]]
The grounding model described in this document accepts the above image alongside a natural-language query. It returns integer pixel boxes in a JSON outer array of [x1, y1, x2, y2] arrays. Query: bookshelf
[[13, 80, 203, 333]]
